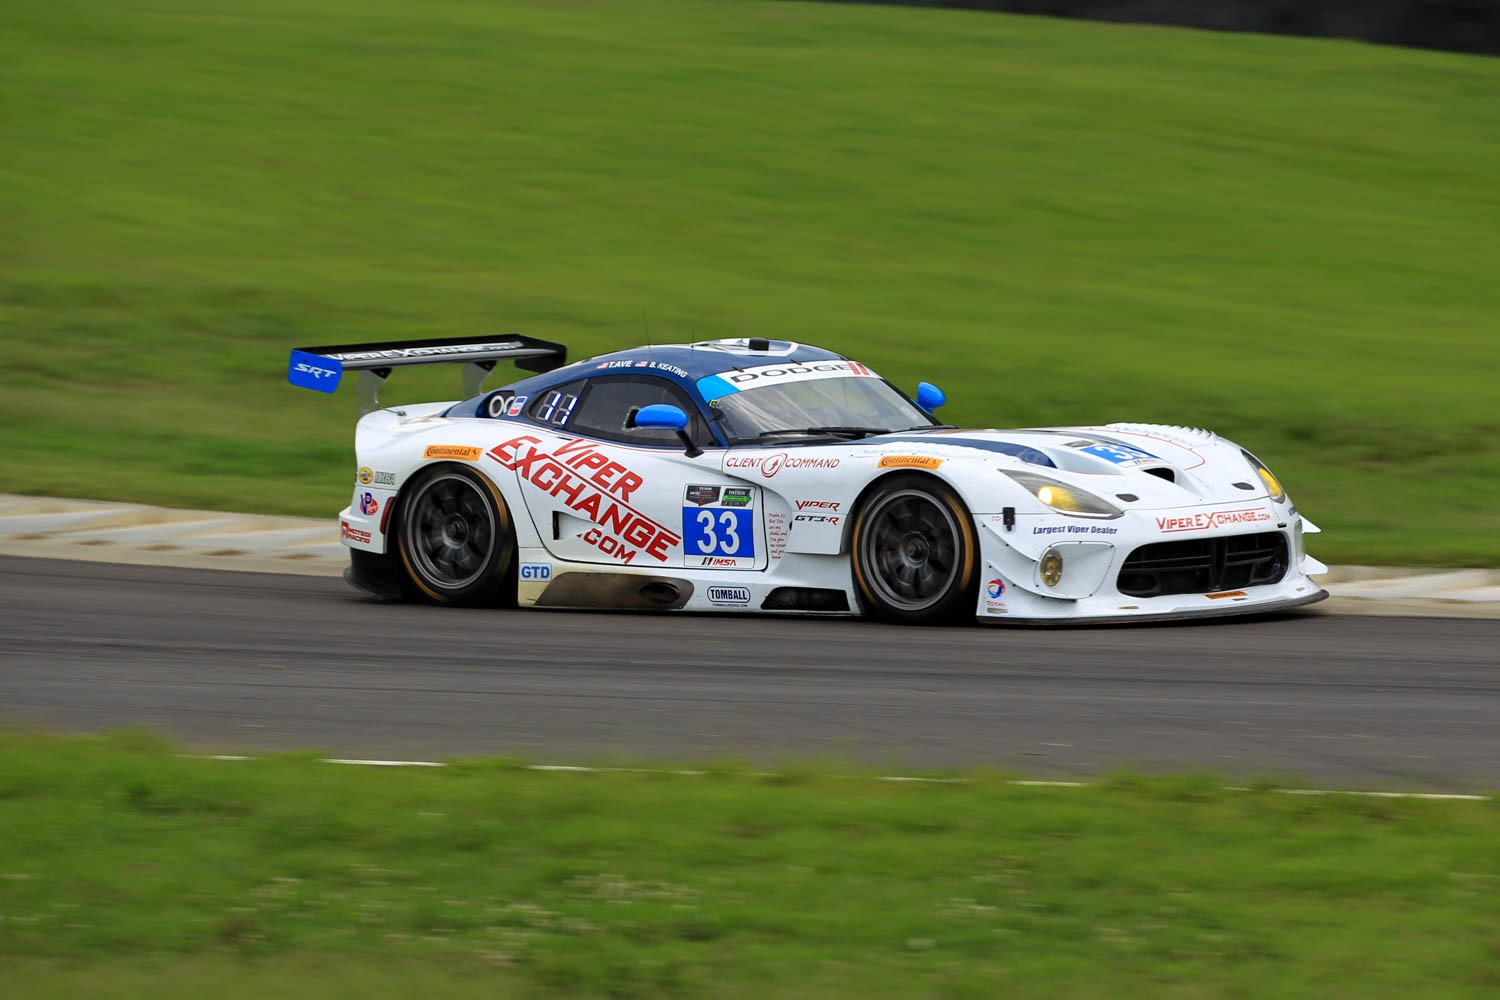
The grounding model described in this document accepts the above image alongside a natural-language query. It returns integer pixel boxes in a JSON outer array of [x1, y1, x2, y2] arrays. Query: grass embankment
[[3, 0, 1499, 563], [1, 733, 1499, 998]]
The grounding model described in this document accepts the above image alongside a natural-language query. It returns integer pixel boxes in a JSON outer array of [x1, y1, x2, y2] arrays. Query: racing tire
[[850, 474, 979, 625], [396, 464, 517, 606]]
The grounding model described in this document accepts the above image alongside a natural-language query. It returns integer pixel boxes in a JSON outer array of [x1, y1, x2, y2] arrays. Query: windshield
[[705, 376, 938, 443]]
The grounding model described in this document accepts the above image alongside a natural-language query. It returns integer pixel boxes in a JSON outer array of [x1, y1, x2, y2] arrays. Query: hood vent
[[1143, 467, 1175, 483]]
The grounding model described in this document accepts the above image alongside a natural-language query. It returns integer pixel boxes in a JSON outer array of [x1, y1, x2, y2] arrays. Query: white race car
[[290, 335, 1327, 624]]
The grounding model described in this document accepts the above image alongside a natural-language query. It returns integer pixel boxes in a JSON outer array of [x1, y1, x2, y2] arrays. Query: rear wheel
[[851, 475, 978, 624], [397, 465, 516, 606]]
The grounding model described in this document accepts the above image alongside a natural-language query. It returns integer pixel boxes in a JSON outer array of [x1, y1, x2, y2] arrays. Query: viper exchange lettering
[[488, 435, 679, 563], [1155, 508, 1271, 533]]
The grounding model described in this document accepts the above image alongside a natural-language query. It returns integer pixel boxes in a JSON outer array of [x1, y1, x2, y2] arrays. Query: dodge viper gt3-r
[[288, 335, 1327, 624]]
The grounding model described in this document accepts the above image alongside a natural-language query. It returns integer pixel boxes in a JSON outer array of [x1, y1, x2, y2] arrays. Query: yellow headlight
[[1255, 465, 1284, 502]]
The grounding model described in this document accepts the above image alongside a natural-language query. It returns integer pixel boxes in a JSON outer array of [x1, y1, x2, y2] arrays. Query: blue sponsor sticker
[[288, 350, 343, 393], [683, 506, 755, 558], [1081, 442, 1157, 464]]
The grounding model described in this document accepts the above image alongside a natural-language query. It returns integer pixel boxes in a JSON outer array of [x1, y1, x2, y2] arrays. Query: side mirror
[[917, 381, 946, 411], [628, 404, 703, 458]]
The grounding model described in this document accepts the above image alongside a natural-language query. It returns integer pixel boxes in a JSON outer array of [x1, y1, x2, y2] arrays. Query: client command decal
[[683, 485, 757, 569]]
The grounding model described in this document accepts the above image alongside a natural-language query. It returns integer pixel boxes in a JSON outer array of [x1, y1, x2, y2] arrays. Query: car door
[[499, 374, 762, 571]]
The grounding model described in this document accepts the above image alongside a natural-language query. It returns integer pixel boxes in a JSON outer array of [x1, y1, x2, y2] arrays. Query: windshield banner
[[697, 360, 879, 402]]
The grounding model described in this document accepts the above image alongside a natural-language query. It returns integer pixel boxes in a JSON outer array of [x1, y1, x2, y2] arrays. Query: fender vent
[[1118, 532, 1288, 598], [761, 588, 849, 612]]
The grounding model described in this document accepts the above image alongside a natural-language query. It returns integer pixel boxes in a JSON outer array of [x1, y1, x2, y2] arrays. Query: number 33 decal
[[683, 507, 754, 557]]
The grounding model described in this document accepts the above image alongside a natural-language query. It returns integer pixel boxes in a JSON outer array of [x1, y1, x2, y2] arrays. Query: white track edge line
[[185, 755, 1492, 799]]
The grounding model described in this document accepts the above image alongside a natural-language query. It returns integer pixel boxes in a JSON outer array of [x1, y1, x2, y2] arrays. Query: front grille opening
[[1117, 531, 1288, 598], [1143, 467, 1175, 483]]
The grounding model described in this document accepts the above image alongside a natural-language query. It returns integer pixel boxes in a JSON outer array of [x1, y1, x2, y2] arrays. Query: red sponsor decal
[[487, 435, 679, 563], [340, 520, 372, 545], [1155, 508, 1272, 534], [795, 499, 840, 510]]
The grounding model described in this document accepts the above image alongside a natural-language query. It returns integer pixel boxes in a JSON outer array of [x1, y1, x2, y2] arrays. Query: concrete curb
[[3, 493, 1497, 616]]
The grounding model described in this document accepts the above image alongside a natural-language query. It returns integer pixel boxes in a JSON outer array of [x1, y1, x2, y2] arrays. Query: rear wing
[[288, 334, 567, 414]]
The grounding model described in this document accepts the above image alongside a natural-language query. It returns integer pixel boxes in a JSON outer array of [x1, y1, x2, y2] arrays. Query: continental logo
[[423, 444, 482, 461], [878, 455, 944, 470]]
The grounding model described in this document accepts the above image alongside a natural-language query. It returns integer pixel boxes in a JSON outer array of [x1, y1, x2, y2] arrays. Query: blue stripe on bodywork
[[874, 436, 1057, 468], [696, 375, 739, 402]]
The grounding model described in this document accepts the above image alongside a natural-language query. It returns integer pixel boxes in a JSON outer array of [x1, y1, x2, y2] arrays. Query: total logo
[[986, 578, 1006, 599], [519, 562, 551, 582], [359, 492, 379, 516], [707, 586, 751, 606]]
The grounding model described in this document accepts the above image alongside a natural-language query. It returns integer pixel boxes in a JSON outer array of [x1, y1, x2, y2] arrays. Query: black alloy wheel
[[851, 474, 978, 624], [397, 465, 516, 605]]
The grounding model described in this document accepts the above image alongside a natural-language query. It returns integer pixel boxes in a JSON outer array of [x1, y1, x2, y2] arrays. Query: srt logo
[[295, 362, 337, 380]]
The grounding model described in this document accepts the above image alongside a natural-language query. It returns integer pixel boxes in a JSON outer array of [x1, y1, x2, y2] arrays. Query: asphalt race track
[[2, 556, 1497, 790]]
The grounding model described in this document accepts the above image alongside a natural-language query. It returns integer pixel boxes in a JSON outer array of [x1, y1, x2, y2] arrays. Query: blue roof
[[444, 338, 855, 420]]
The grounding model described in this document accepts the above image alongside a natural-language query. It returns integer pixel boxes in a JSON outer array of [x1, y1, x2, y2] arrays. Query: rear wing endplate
[[288, 335, 567, 414]]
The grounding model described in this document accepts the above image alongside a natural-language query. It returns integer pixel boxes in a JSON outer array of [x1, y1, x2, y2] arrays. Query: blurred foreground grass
[[2, 0, 1498, 563], [2, 732, 1499, 998]]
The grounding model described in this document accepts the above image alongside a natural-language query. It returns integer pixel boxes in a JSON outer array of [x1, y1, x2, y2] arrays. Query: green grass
[[3, 0, 1498, 564], [2, 732, 1499, 998]]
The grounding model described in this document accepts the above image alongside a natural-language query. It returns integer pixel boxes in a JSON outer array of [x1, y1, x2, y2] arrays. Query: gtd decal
[[707, 586, 751, 605], [359, 492, 379, 516], [1155, 508, 1271, 533], [519, 562, 551, 581]]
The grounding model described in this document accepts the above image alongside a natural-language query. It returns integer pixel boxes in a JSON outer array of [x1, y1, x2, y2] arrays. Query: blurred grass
[[2, 0, 1498, 563], [2, 731, 1499, 998]]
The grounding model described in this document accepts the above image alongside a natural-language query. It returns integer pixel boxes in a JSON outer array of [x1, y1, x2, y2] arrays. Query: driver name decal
[[488, 435, 679, 563]]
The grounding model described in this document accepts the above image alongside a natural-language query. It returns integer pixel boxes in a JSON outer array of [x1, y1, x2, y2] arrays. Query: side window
[[569, 375, 711, 446], [527, 381, 585, 427]]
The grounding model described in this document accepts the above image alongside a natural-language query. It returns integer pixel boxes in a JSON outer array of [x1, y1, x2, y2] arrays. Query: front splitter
[[978, 589, 1329, 627]]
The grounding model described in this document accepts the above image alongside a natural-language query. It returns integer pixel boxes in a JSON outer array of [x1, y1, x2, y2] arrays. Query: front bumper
[[974, 503, 1325, 624]]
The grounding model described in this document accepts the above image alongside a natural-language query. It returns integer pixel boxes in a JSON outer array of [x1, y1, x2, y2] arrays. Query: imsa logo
[[707, 586, 751, 606]]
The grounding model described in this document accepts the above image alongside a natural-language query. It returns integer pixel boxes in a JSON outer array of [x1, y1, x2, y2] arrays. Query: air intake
[[1117, 532, 1288, 598]]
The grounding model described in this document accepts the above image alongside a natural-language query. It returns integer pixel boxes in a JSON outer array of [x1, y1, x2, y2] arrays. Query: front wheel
[[851, 474, 978, 624], [396, 465, 516, 606]]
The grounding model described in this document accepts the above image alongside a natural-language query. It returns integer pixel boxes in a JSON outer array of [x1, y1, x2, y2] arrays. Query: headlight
[[1002, 471, 1123, 519], [1241, 450, 1286, 503], [1040, 549, 1064, 586]]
